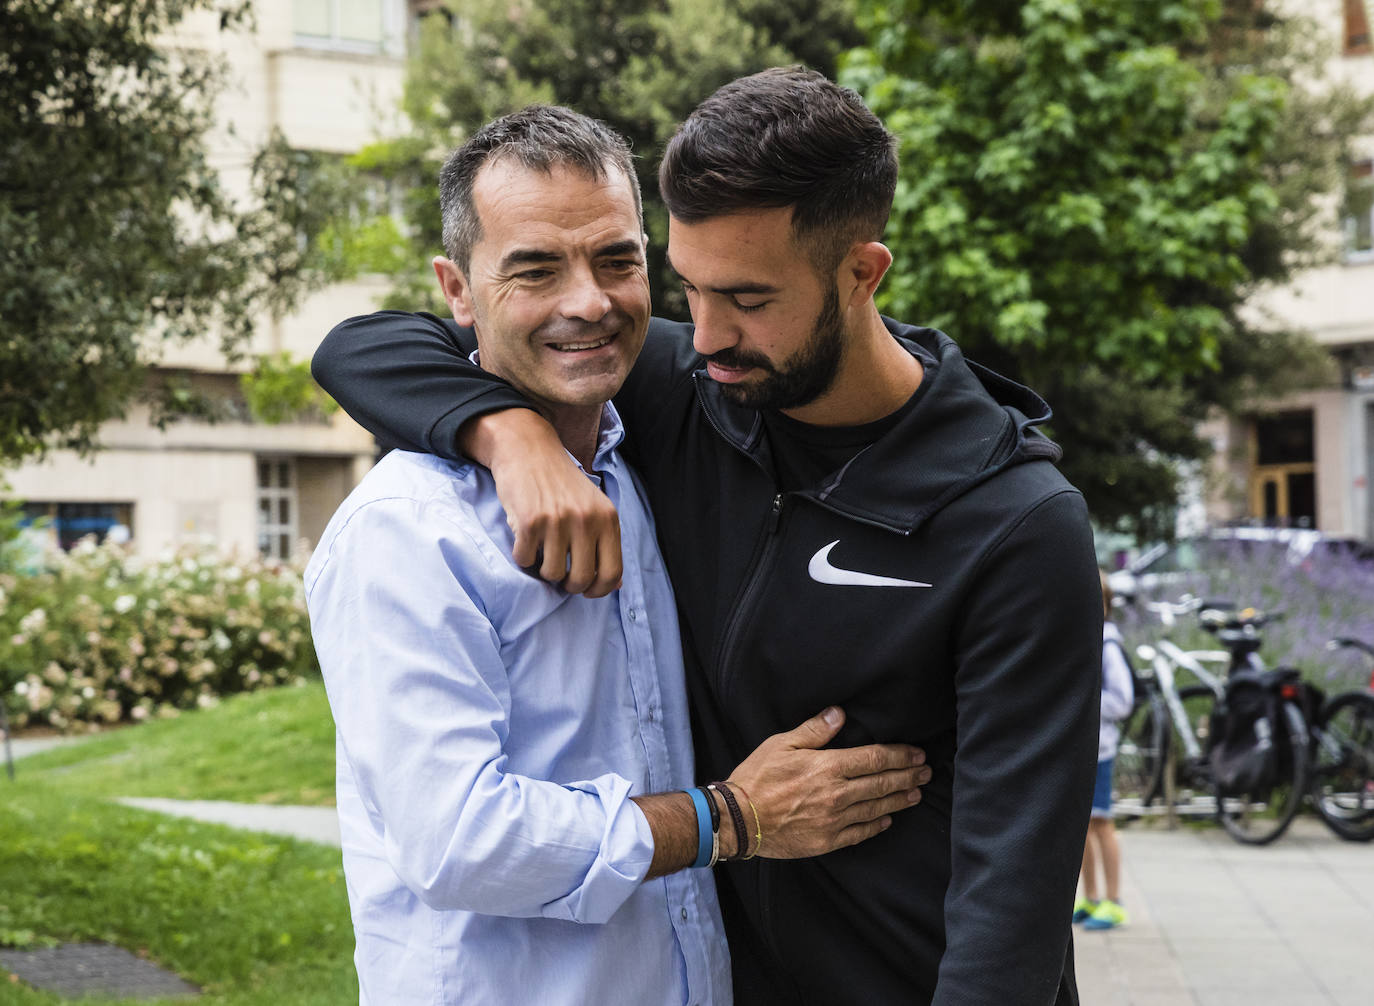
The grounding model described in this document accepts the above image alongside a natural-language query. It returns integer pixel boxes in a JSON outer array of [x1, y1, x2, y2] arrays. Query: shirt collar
[[467, 349, 625, 474]]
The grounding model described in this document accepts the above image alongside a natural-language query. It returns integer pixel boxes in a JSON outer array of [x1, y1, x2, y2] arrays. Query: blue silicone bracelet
[[687, 788, 713, 869]]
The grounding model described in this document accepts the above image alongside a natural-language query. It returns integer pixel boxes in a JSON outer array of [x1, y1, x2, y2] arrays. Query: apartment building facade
[[1200, 0, 1374, 537], [7, 0, 418, 559]]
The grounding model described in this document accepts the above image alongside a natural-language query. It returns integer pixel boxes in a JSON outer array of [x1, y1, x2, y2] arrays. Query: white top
[[1100, 621, 1136, 761]]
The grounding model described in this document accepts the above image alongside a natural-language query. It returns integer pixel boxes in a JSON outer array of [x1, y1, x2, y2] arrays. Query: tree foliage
[[0, 1, 347, 465], [845, 0, 1371, 537], [240, 351, 338, 425], [352, 0, 864, 316]]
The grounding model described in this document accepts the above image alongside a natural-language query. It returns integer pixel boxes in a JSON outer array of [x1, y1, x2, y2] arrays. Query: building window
[[1347, 0, 1372, 56], [20, 502, 133, 550], [294, 0, 403, 55], [1249, 411, 1316, 529], [257, 457, 299, 560], [1346, 160, 1374, 260]]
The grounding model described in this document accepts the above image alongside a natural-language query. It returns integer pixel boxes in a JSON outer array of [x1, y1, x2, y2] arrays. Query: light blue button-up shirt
[[305, 405, 731, 1005]]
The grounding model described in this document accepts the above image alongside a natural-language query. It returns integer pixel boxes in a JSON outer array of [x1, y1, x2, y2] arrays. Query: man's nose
[[561, 264, 612, 322], [689, 297, 737, 356]]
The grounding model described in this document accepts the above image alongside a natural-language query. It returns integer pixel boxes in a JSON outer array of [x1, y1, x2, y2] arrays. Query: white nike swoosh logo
[[807, 540, 932, 588]]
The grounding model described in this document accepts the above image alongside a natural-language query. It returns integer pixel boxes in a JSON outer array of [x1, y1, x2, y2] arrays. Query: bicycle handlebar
[[1326, 637, 1374, 659]]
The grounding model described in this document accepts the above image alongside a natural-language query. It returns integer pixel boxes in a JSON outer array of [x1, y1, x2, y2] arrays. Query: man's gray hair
[[439, 105, 641, 273]]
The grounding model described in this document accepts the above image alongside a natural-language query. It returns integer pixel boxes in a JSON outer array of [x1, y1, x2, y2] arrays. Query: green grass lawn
[[1, 681, 357, 1004], [12, 682, 337, 806]]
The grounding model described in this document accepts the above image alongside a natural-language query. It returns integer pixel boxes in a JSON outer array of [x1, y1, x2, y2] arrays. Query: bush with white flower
[[0, 537, 317, 732]]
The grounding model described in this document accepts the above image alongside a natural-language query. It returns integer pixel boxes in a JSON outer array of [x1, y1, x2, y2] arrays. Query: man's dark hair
[[659, 66, 897, 272], [439, 105, 641, 273]]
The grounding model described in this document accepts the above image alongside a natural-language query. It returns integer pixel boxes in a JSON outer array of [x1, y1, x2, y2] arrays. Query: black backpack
[[1208, 669, 1295, 796]]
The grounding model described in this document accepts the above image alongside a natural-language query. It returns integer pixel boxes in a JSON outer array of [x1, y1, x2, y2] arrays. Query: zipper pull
[[767, 493, 784, 533]]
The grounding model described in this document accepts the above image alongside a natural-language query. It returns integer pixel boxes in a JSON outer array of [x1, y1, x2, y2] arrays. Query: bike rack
[[1113, 796, 1222, 817]]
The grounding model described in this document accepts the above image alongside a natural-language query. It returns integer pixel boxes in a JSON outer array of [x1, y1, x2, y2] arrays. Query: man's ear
[[841, 241, 894, 309], [433, 256, 476, 326]]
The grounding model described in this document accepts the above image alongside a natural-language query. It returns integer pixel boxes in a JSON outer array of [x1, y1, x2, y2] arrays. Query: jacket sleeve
[[304, 495, 653, 922], [934, 489, 1101, 1006], [312, 310, 701, 460], [311, 310, 530, 458]]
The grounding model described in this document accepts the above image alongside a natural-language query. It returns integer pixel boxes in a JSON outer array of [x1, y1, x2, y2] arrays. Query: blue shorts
[[1091, 757, 1115, 819]]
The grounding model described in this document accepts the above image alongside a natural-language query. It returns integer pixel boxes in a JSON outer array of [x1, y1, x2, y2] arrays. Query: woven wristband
[[686, 788, 714, 869], [711, 782, 749, 861]]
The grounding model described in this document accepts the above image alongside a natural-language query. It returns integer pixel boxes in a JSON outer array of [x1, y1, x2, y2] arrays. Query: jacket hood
[[695, 317, 1062, 535]]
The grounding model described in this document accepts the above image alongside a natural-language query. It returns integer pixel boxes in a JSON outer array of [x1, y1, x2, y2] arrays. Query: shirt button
[[680, 908, 689, 921], [627, 608, 638, 621]]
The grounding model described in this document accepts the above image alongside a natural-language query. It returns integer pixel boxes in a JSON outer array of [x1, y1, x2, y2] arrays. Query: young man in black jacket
[[313, 67, 1102, 1005]]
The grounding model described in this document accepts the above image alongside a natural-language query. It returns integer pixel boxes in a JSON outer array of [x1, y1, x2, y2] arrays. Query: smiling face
[[669, 206, 850, 413], [434, 158, 650, 423]]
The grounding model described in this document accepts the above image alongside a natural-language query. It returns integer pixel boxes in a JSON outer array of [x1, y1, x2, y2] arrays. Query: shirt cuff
[[541, 773, 655, 924]]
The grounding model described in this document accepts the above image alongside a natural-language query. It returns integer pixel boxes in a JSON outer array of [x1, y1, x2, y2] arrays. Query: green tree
[[0, 1, 348, 465], [352, 0, 863, 317], [844, 0, 1371, 537]]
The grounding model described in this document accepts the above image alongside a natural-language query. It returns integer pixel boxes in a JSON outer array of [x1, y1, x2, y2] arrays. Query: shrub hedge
[[1, 538, 316, 731]]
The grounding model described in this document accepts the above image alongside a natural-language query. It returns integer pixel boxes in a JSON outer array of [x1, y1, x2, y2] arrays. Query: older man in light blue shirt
[[307, 410, 727, 1003], [305, 106, 927, 1005]]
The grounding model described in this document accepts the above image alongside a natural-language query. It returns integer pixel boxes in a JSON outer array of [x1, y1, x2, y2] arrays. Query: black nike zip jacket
[[314, 311, 1103, 1006]]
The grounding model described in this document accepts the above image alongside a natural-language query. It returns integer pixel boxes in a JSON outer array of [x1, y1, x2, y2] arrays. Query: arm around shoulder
[[312, 310, 533, 457]]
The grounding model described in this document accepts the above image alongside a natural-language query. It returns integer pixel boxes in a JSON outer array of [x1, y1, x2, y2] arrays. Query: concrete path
[[1074, 816, 1373, 1006], [3, 733, 84, 761], [117, 797, 340, 846]]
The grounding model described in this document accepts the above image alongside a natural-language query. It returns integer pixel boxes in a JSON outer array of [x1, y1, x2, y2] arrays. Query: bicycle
[[1113, 597, 1229, 817], [1309, 638, 1374, 842], [1115, 598, 1311, 844], [1196, 604, 1313, 845]]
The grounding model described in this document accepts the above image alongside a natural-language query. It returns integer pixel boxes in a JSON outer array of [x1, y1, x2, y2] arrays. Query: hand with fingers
[[727, 706, 930, 859], [465, 409, 624, 597]]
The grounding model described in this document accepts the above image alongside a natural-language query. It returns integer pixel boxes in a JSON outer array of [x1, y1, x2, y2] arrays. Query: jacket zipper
[[710, 492, 786, 703]]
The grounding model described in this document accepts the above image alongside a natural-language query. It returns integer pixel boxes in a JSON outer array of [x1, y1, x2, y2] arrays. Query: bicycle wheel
[[1215, 700, 1309, 846], [1114, 696, 1167, 810], [1313, 691, 1374, 842], [1174, 685, 1218, 797]]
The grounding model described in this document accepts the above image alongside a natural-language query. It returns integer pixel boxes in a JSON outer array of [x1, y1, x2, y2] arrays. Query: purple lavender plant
[[1117, 539, 1374, 693]]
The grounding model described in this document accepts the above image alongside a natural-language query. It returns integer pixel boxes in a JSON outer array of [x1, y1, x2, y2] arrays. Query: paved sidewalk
[[1073, 817, 1373, 1006]]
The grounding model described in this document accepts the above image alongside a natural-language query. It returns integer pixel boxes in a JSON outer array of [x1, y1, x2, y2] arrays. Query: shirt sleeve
[[934, 489, 1102, 1006], [305, 494, 654, 924], [1099, 637, 1135, 725]]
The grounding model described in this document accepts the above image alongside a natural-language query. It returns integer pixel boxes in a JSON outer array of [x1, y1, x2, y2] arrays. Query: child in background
[[1074, 570, 1135, 931]]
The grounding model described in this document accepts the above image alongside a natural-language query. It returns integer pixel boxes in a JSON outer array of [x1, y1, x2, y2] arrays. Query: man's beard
[[707, 284, 845, 411]]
